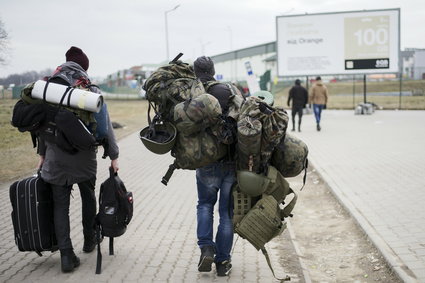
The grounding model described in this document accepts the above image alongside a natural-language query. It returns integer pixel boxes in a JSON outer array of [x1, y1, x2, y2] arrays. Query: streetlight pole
[[165, 4, 180, 62]]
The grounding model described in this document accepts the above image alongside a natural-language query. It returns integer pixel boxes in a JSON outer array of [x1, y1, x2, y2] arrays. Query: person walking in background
[[309, 76, 328, 131], [193, 56, 237, 277], [37, 46, 119, 273], [287, 79, 308, 132]]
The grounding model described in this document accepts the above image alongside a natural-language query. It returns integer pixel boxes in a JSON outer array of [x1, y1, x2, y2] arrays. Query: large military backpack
[[142, 53, 205, 122], [140, 54, 228, 185]]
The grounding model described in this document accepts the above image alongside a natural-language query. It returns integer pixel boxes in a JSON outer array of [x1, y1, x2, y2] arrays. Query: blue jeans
[[313, 104, 325, 124], [196, 161, 236, 262]]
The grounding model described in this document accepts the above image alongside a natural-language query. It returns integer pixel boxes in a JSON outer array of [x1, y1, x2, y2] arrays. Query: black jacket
[[288, 85, 308, 109]]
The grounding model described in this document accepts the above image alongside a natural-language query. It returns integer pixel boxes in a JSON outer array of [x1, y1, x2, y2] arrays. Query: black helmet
[[139, 122, 177, 154]]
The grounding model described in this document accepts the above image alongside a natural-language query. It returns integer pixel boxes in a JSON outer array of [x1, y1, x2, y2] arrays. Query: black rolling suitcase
[[9, 174, 57, 256]]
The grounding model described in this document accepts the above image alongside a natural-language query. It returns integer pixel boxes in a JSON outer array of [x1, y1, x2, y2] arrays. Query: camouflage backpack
[[141, 54, 229, 185], [143, 53, 205, 122]]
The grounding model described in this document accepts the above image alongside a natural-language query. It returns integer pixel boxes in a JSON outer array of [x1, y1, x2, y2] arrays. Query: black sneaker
[[198, 246, 215, 272], [216, 260, 232, 276]]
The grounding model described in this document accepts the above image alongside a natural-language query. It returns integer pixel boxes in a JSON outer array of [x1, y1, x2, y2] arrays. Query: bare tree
[[0, 18, 10, 65]]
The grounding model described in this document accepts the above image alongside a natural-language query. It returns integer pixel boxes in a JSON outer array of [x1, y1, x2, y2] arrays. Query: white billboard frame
[[276, 8, 400, 77]]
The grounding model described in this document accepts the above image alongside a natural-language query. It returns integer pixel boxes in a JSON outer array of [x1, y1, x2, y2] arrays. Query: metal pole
[[353, 75, 355, 108], [164, 5, 180, 62], [399, 72, 402, 109], [165, 12, 169, 62], [363, 74, 367, 103]]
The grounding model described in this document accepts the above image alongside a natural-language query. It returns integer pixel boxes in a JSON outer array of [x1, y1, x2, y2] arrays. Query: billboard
[[276, 9, 400, 77]]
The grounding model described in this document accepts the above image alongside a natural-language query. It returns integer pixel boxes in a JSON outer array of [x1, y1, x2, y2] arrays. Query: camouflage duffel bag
[[237, 96, 289, 173], [171, 130, 227, 170], [173, 93, 222, 136], [237, 116, 262, 172], [271, 134, 309, 177]]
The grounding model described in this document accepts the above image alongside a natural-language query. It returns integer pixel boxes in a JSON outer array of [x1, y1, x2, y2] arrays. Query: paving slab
[[291, 109, 425, 283]]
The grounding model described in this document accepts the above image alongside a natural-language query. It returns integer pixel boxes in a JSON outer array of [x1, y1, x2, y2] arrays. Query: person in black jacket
[[287, 79, 308, 132], [37, 47, 119, 273], [192, 56, 236, 277]]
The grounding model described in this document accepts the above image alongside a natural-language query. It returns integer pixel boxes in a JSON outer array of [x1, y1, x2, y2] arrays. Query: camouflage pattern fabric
[[143, 62, 205, 121], [171, 130, 227, 170], [173, 93, 222, 136], [237, 96, 289, 174], [237, 117, 262, 172], [271, 134, 309, 177]]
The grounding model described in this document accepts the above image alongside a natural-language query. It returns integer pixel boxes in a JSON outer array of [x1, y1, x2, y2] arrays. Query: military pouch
[[171, 130, 227, 170], [173, 93, 222, 136], [235, 195, 286, 250], [237, 116, 262, 172], [232, 186, 261, 227]]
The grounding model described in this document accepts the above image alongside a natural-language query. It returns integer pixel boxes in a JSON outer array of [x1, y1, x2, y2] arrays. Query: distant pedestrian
[[287, 79, 308, 132], [309, 76, 328, 131]]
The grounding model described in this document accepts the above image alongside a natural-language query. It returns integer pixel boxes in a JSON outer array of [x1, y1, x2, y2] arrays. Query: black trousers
[[291, 106, 303, 129], [51, 179, 96, 250]]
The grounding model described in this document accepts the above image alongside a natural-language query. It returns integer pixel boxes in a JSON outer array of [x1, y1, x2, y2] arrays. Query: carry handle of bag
[[169, 53, 183, 64], [109, 166, 117, 178]]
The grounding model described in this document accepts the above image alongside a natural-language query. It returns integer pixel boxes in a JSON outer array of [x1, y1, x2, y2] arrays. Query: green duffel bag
[[171, 130, 227, 170], [173, 93, 222, 136], [271, 134, 309, 178]]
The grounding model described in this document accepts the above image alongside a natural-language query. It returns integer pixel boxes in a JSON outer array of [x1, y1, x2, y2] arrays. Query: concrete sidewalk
[[291, 109, 425, 283], [0, 131, 289, 282]]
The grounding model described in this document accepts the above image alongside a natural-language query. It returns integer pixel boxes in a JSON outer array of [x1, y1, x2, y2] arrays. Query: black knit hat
[[194, 56, 215, 77], [65, 46, 89, 71]]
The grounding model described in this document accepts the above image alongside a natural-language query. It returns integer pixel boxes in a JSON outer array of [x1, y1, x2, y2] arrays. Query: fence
[[272, 77, 425, 110]]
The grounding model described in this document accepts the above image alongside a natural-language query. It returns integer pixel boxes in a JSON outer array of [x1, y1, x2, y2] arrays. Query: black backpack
[[95, 168, 133, 274]]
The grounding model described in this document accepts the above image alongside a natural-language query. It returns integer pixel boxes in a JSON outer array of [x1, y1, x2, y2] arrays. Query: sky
[[0, 0, 424, 79]]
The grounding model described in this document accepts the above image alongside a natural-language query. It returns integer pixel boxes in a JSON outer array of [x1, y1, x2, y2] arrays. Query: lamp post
[[165, 4, 180, 62]]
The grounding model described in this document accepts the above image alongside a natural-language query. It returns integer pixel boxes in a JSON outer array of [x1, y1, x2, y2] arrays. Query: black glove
[[323, 104, 327, 109]]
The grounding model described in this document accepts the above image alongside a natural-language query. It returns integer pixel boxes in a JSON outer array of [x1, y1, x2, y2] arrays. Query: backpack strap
[[261, 247, 291, 281], [161, 162, 177, 186], [95, 223, 103, 274], [109, 237, 114, 255]]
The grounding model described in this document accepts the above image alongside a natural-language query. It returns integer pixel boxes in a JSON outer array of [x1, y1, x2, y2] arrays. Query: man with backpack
[[193, 56, 237, 277], [287, 79, 308, 132], [36, 46, 119, 273]]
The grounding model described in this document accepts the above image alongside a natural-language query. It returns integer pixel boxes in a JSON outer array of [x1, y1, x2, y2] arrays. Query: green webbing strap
[[300, 158, 308, 191], [261, 247, 291, 282], [280, 188, 298, 219]]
